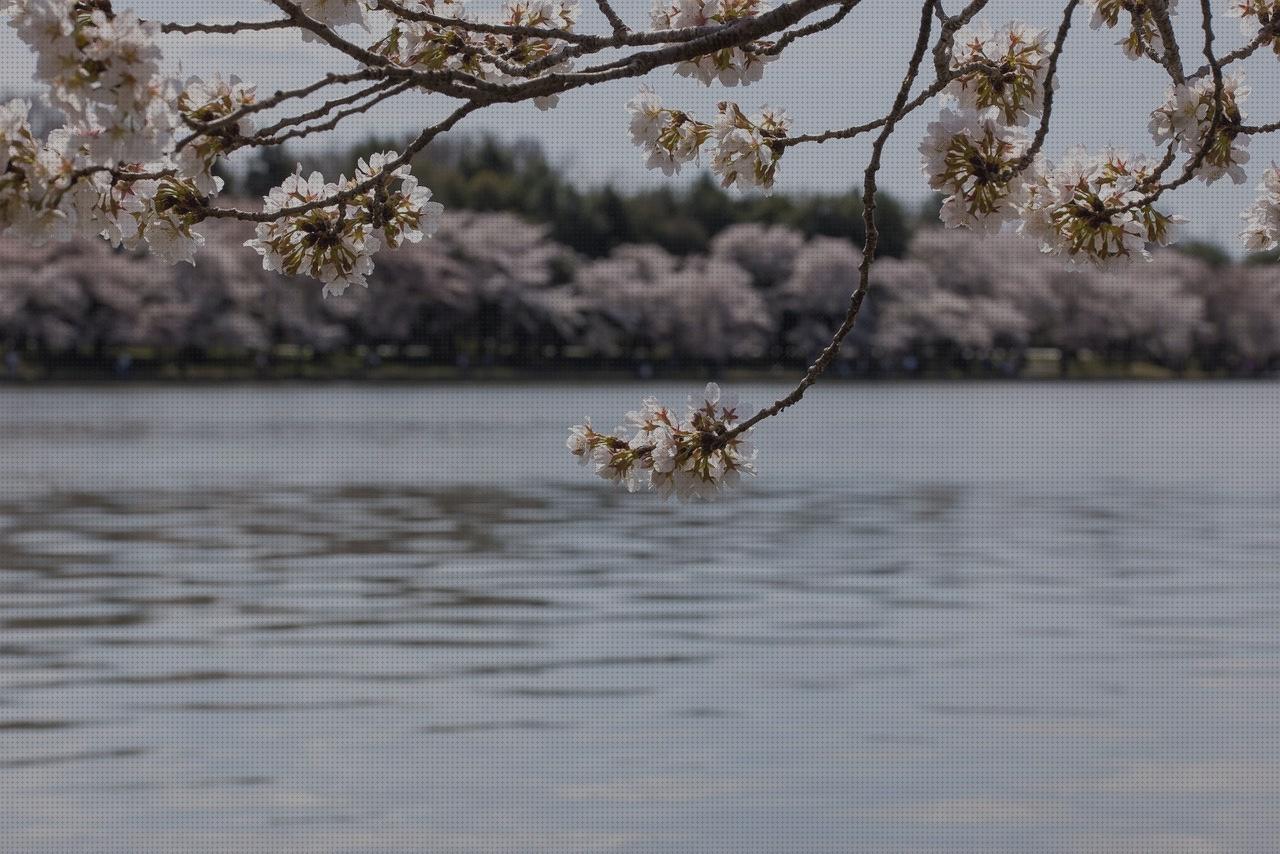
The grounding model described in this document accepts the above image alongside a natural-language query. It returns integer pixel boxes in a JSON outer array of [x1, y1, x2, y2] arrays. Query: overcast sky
[[2, 0, 1277, 251]]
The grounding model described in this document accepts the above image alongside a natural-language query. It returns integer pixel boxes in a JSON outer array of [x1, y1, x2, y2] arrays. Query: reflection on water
[[1, 383, 1279, 852]]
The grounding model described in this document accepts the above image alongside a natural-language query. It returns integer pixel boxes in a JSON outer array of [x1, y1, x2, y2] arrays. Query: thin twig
[[1013, 0, 1080, 174], [1188, 20, 1278, 79], [204, 101, 481, 222], [254, 81, 418, 146], [723, 0, 937, 441], [1124, 0, 1223, 211]]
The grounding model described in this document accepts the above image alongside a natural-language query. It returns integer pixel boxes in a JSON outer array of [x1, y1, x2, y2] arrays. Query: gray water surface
[[1, 383, 1278, 853]]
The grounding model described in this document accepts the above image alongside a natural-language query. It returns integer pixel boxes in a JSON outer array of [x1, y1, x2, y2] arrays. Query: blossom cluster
[[0, 2, 244, 264], [174, 76, 258, 195], [1020, 150, 1179, 265], [8, 0, 171, 162], [0, 4, 194, 247], [0, 1, 452, 289], [566, 383, 757, 500], [244, 151, 444, 297], [710, 101, 789, 191], [94, 169, 210, 264], [1241, 164, 1280, 252], [626, 88, 712, 175], [920, 108, 1035, 232], [948, 23, 1051, 126], [914, 12, 1210, 265], [1149, 73, 1250, 185], [373, 0, 578, 109], [627, 92, 787, 192], [651, 0, 774, 86], [1229, 0, 1280, 54], [1088, 0, 1179, 61], [920, 104, 1178, 264]]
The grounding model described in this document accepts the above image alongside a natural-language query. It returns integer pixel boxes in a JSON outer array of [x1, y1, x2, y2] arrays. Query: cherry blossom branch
[[763, 0, 861, 55], [252, 81, 419, 146], [1148, 0, 1186, 83], [266, 0, 395, 66], [1013, 0, 1080, 173], [779, 74, 954, 147], [7, 0, 1280, 501], [376, 0, 606, 45], [722, 0, 937, 442], [404, 0, 844, 99], [175, 71, 384, 150], [175, 70, 385, 152], [931, 0, 989, 77], [249, 80, 405, 141], [1242, 119, 1280, 135], [593, 0, 630, 35], [203, 100, 481, 222], [1123, 0, 1224, 211], [1188, 19, 1280, 79], [159, 18, 295, 35]]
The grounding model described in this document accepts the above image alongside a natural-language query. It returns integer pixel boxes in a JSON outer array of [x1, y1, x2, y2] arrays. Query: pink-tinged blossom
[[8, 1, 173, 156], [709, 222, 803, 288]]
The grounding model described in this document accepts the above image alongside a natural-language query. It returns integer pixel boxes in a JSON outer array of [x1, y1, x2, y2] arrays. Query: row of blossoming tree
[[2, 0, 1279, 498], [4, 219, 1274, 374]]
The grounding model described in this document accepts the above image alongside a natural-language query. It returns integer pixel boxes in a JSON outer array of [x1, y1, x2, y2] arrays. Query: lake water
[[1, 383, 1279, 853]]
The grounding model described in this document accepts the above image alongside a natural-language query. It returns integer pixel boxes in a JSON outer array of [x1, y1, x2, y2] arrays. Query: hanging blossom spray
[[567, 383, 757, 500]]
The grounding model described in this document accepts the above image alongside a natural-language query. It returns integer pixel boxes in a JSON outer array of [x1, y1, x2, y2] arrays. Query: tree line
[[2, 196, 1279, 379], [227, 136, 918, 261]]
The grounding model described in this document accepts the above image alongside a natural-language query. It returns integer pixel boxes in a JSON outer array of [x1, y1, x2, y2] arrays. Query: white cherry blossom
[[245, 170, 380, 296], [1019, 148, 1179, 266], [710, 102, 788, 192], [244, 155, 445, 295], [920, 107, 1037, 232], [1148, 73, 1250, 186], [566, 383, 756, 500], [1241, 164, 1280, 253], [175, 76, 257, 196], [299, 0, 370, 30], [948, 22, 1051, 127], [626, 88, 711, 175], [651, 0, 774, 86], [1087, 0, 1179, 61]]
